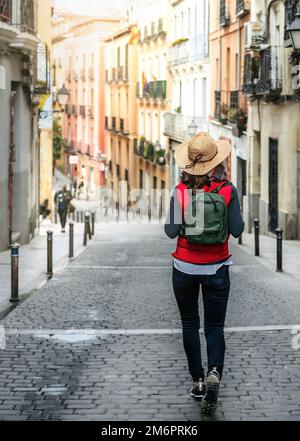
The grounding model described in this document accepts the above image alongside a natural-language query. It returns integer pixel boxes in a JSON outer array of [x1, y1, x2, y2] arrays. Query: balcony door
[[269, 138, 278, 232]]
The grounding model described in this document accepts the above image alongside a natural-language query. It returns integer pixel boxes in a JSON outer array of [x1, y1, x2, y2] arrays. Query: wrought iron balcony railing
[[214, 91, 221, 120], [79, 105, 86, 117], [145, 80, 167, 100], [0, 0, 11, 23], [236, 0, 250, 18], [255, 47, 282, 95], [20, 0, 35, 34], [242, 54, 259, 95], [118, 66, 124, 82], [119, 118, 129, 135], [168, 35, 207, 67], [220, 0, 230, 27]]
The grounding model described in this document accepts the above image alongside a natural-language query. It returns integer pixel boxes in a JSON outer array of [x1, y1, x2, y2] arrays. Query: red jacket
[[172, 181, 232, 264]]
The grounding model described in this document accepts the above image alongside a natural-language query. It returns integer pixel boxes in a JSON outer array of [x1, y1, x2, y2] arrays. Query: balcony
[[1, 0, 39, 51], [134, 137, 167, 167], [242, 53, 259, 94], [144, 80, 167, 101], [0, 0, 11, 23], [255, 47, 282, 95], [79, 105, 86, 117], [71, 105, 78, 116], [120, 118, 129, 135], [236, 0, 250, 18], [89, 67, 94, 81], [214, 91, 221, 120], [80, 68, 86, 81], [164, 113, 207, 142], [220, 0, 230, 27], [112, 67, 117, 83], [72, 70, 78, 81], [118, 66, 124, 82], [65, 70, 71, 82], [168, 35, 207, 67], [20, 0, 35, 34], [228, 91, 239, 122], [88, 106, 94, 119]]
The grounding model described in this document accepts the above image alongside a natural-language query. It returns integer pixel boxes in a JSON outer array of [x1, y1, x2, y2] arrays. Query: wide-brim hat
[[175, 132, 231, 176]]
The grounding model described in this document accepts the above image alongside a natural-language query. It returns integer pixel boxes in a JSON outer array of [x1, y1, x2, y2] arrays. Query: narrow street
[[0, 223, 300, 421]]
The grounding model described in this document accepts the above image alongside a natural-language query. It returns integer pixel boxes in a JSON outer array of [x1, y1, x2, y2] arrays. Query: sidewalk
[[0, 221, 90, 319], [236, 232, 300, 283]]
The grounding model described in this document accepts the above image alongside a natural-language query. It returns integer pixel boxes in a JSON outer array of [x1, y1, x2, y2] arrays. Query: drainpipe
[[8, 91, 16, 246]]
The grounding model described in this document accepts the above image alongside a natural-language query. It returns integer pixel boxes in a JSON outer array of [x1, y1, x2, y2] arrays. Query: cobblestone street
[[1, 223, 300, 421]]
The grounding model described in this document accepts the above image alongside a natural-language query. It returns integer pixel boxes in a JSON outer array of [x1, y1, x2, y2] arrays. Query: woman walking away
[[165, 132, 244, 416]]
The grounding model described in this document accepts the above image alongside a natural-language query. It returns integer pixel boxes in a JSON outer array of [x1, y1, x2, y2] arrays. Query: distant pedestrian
[[54, 186, 72, 233], [77, 177, 85, 199], [39, 199, 51, 220], [165, 132, 244, 416]]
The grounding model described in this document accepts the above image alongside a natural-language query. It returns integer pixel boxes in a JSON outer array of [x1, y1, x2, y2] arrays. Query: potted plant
[[220, 103, 229, 125], [235, 108, 247, 131], [146, 142, 154, 161]]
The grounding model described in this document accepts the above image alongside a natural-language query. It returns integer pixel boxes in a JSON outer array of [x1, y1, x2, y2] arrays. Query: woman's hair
[[180, 170, 210, 193]]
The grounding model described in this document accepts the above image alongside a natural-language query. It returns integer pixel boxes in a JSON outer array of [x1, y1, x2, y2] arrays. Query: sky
[[54, 0, 127, 17]]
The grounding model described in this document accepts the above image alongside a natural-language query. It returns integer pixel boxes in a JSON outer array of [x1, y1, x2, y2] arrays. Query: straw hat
[[175, 132, 231, 176]]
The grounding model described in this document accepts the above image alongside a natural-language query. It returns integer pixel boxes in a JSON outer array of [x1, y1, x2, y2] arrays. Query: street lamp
[[57, 84, 69, 106], [287, 12, 300, 51], [188, 120, 198, 137]]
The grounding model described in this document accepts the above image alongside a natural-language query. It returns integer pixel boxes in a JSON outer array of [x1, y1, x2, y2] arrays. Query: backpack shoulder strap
[[210, 181, 232, 194]]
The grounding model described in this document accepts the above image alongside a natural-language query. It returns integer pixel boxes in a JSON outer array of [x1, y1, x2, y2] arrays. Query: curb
[[0, 239, 94, 322]]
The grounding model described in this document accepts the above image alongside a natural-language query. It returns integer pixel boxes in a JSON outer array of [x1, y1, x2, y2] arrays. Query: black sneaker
[[190, 378, 206, 401], [201, 368, 220, 416]]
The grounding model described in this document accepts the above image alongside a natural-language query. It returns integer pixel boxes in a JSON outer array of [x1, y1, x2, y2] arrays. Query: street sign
[[39, 95, 53, 129], [69, 156, 79, 165]]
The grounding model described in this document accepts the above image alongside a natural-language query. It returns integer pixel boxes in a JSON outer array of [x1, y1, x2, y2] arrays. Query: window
[[139, 169, 143, 189]]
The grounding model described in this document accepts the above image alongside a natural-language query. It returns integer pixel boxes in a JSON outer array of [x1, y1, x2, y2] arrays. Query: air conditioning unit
[[245, 22, 264, 50]]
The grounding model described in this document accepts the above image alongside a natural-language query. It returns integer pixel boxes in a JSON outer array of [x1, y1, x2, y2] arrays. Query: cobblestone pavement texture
[[0, 224, 300, 421]]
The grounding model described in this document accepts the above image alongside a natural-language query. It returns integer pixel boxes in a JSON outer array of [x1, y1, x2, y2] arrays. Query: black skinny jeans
[[173, 265, 230, 381]]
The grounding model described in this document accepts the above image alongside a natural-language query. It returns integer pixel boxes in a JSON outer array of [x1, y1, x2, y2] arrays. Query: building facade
[[209, 0, 250, 201], [164, 0, 210, 191], [37, 0, 53, 211], [0, 0, 49, 251], [128, 0, 171, 207], [104, 26, 139, 203], [52, 15, 120, 200], [243, 0, 300, 238]]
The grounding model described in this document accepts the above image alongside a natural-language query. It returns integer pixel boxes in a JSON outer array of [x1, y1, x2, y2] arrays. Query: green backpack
[[182, 182, 231, 245]]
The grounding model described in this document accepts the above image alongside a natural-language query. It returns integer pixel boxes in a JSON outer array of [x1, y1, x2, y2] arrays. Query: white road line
[[4, 324, 300, 337], [66, 266, 172, 270]]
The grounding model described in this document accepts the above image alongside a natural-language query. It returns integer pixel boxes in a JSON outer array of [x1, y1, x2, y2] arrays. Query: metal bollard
[[83, 213, 90, 246], [69, 223, 74, 259], [254, 219, 260, 257], [238, 234, 242, 245], [10, 243, 20, 304], [276, 228, 283, 272], [91, 211, 95, 236], [47, 231, 54, 278]]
